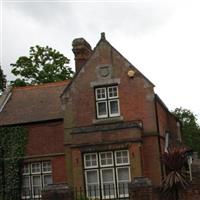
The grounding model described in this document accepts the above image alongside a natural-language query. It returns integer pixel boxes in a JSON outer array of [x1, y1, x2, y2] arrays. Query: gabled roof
[[61, 33, 154, 97], [0, 80, 69, 126]]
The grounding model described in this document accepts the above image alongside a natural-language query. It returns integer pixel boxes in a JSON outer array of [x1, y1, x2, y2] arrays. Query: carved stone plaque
[[99, 66, 110, 77]]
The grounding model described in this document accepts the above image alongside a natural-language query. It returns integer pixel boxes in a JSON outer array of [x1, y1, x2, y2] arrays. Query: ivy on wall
[[0, 126, 27, 200]]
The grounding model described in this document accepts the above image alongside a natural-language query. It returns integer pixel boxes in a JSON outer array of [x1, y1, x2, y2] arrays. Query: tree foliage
[[11, 45, 74, 86], [172, 107, 200, 155], [0, 65, 7, 93]]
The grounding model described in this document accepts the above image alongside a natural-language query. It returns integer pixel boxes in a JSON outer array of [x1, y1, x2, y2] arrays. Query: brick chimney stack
[[72, 38, 93, 72]]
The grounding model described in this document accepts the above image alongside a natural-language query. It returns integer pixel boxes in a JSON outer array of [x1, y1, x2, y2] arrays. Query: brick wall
[[25, 120, 64, 156], [24, 120, 67, 184]]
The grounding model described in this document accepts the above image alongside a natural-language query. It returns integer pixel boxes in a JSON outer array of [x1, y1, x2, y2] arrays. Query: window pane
[[86, 170, 98, 184], [97, 101, 107, 117], [96, 88, 106, 100], [108, 86, 118, 98], [117, 168, 130, 197], [22, 176, 30, 188], [117, 168, 129, 181], [43, 174, 52, 186], [32, 176, 41, 186], [31, 163, 41, 173], [115, 150, 129, 165], [86, 170, 99, 198], [42, 161, 51, 173], [102, 169, 114, 182], [109, 100, 119, 115], [118, 182, 129, 197], [101, 169, 115, 198], [22, 176, 31, 198], [23, 164, 29, 174], [32, 176, 41, 197], [100, 152, 113, 167], [84, 153, 98, 168]]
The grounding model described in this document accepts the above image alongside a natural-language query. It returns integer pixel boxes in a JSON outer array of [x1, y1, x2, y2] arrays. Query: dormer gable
[[61, 33, 156, 131], [61, 33, 154, 99]]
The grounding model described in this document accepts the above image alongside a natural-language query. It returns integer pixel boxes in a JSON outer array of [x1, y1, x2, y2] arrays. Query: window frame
[[108, 86, 119, 99], [22, 176, 31, 199], [116, 166, 131, 197], [84, 153, 98, 169], [95, 87, 107, 100], [31, 162, 41, 174], [100, 168, 116, 199], [21, 161, 52, 199], [96, 101, 108, 118], [31, 175, 42, 198], [108, 99, 120, 117], [99, 151, 114, 167], [42, 174, 53, 187], [83, 150, 130, 199], [42, 161, 52, 173], [95, 85, 120, 119], [85, 169, 100, 198], [115, 150, 130, 166], [22, 164, 30, 175]]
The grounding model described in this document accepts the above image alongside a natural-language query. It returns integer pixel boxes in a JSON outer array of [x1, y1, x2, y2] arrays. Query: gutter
[[154, 94, 164, 178]]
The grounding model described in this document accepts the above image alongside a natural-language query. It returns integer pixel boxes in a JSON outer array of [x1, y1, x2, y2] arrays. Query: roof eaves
[[0, 118, 64, 127], [13, 80, 70, 91], [0, 86, 12, 112], [155, 94, 179, 121]]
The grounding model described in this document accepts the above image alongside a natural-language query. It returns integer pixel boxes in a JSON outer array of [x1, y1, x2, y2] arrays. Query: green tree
[[173, 107, 200, 155], [11, 45, 74, 86], [0, 65, 7, 93]]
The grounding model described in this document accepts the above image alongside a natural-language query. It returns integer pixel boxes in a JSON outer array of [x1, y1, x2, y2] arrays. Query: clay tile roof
[[0, 80, 69, 126]]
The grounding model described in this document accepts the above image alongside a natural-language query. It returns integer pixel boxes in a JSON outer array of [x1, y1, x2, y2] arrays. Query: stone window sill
[[93, 116, 124, 125]]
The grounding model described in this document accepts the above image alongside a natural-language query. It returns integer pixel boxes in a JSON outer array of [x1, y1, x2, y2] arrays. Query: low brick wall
[[129, 177, 200, 200], [183, 183, 200, 200], [42, 183, 73, 200], [129, 177, 155, 200]]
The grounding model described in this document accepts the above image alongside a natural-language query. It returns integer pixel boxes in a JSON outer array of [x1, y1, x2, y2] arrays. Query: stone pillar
[[129, 177, 154, 200], [192, 152, 200, 184], [42, 183, 73, 200]]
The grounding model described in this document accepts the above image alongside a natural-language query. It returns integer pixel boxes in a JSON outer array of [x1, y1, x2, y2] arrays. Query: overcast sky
[[1, 0, 200, 122]]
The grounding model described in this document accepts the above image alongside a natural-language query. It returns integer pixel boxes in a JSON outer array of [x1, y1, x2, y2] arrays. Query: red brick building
[[0, 81, 68, 198], [61, 33, 181, 198], [0, 33, 181, 199]]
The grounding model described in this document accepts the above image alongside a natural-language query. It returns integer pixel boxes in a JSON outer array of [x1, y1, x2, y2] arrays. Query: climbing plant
[[0, 126, 27, 200]]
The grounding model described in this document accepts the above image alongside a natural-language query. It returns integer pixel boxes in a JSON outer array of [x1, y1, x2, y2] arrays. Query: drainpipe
[[154, 94, 164, 179]]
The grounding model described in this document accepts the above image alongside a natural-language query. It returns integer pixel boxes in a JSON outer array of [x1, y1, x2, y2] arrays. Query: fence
[[74, 183, 129, 200], [0, 188, 42, 200], [1, 183, 129, 200]]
